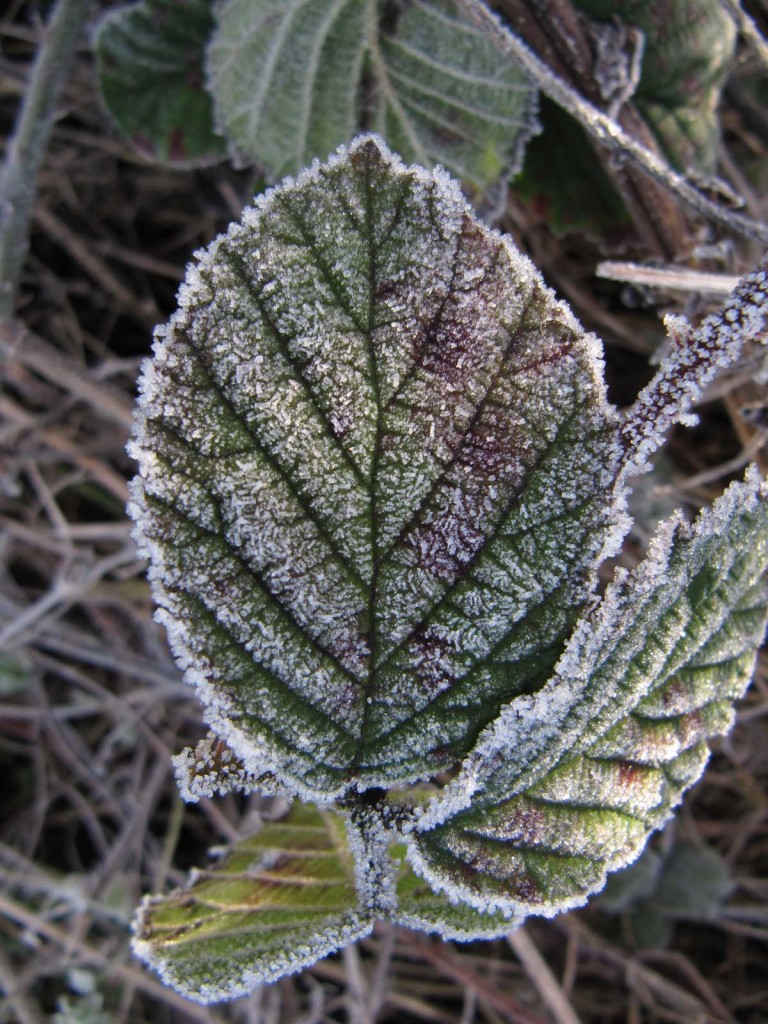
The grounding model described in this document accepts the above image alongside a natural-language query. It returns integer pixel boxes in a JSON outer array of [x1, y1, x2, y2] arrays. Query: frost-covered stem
[[0, 0, 91, 319], [596, 262, 741, 297], [343, 797, 398, 918], [621, 252, 768, 477], [455, 0, 768, 245]]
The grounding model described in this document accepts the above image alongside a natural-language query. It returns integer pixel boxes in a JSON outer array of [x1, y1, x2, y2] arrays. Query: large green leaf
[[133, 802, 370, 1003], [96, 0, 226, 166], [129, 136, 623, 802], [206, 0, 537, 196], [407, 471, 768, 917]]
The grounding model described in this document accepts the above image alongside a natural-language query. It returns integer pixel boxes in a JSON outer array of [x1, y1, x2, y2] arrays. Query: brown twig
[[490, 0, 694, 258], [0, 319, 133, 429]]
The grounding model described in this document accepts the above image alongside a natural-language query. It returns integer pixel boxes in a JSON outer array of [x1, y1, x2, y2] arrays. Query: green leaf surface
[[129, 136, 623, 802], [206, 0, 537, 196], [651, 839, 732, 920], [407, 471, 768, 917], [513, 98, 631, 240], [95, 0, 226, 166], [133, 803, 370, 1003], [391, 842, 518, 939]]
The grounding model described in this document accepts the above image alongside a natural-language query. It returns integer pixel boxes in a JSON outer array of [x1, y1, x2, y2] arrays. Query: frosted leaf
[[95, 0, 226, 166], [406, 470, 768, 917], [206, 0, 538, 197], [132, 802, 371, 1003], [129, 135, 623, 802]]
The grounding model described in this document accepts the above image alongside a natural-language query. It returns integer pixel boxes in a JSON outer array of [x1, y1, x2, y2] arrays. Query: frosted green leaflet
[[129, 137, 768, 1001]]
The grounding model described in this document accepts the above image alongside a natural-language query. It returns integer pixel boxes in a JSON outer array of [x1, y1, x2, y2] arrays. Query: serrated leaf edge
[[131, 896, 373, 1003]]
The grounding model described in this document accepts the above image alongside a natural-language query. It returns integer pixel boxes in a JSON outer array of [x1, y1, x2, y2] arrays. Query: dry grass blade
[[508, 929, 582, 1024]]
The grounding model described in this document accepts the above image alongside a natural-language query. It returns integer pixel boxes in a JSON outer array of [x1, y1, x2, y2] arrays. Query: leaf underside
[[206, 0, 538, 195], [407, 472, 768, 917], [129, 135, 622, 802], [96, 0, 227, 166], [134, 803, 517, 1003]]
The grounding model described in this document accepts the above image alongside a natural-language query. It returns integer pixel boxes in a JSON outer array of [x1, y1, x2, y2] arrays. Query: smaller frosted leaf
[[132, 803, 371, 1003], [407, 470, 768, 918], [206, 0, 537, 196], [95, 0, 226, 166]]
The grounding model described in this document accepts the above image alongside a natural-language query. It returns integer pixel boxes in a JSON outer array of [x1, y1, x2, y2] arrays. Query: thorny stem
[[455, 0, 768, 246], [621, 251, 768, 477], [0, 0, 92, 319]]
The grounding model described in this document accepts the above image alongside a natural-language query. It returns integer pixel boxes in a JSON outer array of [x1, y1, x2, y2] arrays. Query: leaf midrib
[[351, 145, 385, 776]]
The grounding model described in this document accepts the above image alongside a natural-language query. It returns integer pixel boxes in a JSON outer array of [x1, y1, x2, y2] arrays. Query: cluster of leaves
[[95, 0, 737, 212], [575, 0, 736, 171], [95, 0, 538, 198], [129, 136, 768, 1002]]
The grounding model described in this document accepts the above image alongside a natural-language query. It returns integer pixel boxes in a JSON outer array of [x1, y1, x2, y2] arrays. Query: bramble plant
[[128, 135, 768, 1003]]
